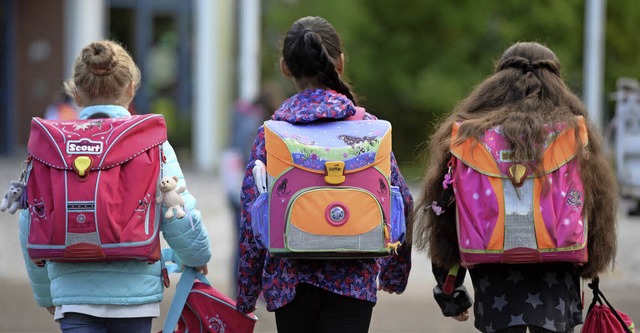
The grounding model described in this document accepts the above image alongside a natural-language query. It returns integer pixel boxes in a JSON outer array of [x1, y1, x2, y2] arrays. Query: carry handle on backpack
[[586, 277, 632, 333]]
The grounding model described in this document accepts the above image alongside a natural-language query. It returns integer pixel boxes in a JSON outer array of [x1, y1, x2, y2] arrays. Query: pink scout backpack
[[448, 116, 588, 267], [25, 114, 167, 265], [250, 117, 406, 258]]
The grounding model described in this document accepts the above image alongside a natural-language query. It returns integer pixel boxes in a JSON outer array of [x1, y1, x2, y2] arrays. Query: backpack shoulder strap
[[345, 107, 366, 120], [162, 263, 210, 332]]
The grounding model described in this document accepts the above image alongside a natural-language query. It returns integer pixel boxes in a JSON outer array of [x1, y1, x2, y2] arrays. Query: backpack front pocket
[[285, 187, 385, 253]]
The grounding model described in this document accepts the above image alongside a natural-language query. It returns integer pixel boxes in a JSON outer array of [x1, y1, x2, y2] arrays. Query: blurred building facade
[[0, 0, 238, 171]]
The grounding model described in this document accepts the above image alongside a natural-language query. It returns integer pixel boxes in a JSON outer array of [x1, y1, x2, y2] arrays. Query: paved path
[[1, 153, 638, 333]]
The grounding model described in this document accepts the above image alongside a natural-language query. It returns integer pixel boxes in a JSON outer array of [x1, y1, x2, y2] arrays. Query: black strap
[[586, 277, 632, 333]]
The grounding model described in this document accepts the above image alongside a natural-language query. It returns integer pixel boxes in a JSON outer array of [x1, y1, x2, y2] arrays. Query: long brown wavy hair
[[414, 42, 617, 278]]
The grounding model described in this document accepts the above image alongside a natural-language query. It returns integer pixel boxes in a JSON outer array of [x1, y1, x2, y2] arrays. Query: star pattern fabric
[[469, 263, 582, 333], [526, 293, 543, 309]]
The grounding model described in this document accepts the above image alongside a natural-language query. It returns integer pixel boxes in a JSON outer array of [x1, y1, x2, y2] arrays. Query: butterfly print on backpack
[[338, 135, 379, 155], [378, 178, 388, 196], [276, 179, 291, 197]]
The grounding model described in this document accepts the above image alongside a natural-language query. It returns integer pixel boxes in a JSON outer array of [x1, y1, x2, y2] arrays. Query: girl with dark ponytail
[[236, 16, 414, 333], [280, 16, 357, 104]]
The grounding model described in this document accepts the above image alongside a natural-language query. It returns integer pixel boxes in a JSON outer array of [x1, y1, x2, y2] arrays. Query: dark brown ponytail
[[282, 16, 358, 105]]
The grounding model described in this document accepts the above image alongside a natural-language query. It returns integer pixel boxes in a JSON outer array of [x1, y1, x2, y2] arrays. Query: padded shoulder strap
[[163, 267, 195, 333], [162, 250, 210, 333], [345, 107, 366, 120]]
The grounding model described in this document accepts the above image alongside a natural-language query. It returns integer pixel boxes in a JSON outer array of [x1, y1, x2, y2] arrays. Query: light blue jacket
[[19, 105, 212, 307]]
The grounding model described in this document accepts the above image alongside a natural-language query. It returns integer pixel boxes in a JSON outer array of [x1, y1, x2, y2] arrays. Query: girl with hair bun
[[18, 40, 211, 333], [235, 16, 414, 333], [65, 40, 141, 108], [414, 42, 618, 333]]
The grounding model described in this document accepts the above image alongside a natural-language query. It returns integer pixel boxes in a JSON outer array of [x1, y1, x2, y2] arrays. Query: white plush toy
[[0, 180, 26, 215], [156, 176, 186, 219]]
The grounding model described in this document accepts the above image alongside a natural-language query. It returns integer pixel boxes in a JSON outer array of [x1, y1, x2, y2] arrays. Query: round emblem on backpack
[[325, 202, 349, 226], [208, 315, 226, 332], [331, 207, 345, 221]]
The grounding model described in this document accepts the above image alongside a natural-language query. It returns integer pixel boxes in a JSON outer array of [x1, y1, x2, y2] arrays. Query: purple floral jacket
[[235, 89, 414, 313]]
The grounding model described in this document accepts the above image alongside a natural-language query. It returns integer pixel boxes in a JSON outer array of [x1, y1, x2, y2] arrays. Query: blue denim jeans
[[59, 312, 153, 333]]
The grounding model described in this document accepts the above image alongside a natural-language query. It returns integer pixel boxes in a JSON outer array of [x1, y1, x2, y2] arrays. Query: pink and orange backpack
[[447, 116, 589, 267], [250, 118, 406, 258]]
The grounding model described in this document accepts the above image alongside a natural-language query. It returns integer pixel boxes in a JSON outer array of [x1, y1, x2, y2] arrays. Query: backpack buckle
[[508, 163, 528, 188], [73, 156, 92, 179], [324, 161, 345, 185]]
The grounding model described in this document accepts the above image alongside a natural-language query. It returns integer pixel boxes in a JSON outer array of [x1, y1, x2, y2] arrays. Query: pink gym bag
[[582, 277, 635, 333]]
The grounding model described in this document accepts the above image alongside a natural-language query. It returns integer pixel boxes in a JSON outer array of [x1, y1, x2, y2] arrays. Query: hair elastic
[[524, 63, 535, 73], [88, 66, 112, 76]]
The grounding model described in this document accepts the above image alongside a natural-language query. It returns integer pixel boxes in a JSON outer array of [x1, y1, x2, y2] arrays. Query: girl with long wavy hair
[[414, 42, 618, 333]]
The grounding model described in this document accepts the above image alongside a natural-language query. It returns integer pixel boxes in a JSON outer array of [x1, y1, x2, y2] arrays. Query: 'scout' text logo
[[66, 139, 103, 155]]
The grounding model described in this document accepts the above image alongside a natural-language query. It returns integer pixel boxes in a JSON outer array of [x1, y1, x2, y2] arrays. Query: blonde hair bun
[[65, 40, 141, 106], [83, 42, 119, 76]]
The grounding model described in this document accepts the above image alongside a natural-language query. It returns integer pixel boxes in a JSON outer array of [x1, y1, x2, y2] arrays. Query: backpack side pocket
[[249, 192, 269, 247], [390, 186, 406, 244]]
